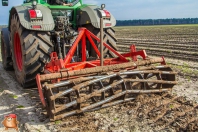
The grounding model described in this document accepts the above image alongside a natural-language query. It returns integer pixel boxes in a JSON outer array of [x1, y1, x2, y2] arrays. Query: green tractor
[[1, 0, 117, 87]]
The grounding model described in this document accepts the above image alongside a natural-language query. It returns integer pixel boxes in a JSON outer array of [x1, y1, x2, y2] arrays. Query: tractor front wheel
[[10, 14, 53, 88]]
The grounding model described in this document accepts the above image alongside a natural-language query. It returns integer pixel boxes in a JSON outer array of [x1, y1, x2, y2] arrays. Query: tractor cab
[[2, 0, 82, 6], [23, 0, 82, 6]]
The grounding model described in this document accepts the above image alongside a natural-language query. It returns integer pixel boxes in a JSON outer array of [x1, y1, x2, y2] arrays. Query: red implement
[[36, 28, 176, 121]]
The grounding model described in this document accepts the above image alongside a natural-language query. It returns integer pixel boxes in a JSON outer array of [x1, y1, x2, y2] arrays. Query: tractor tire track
[[0, 63, 51, 132]]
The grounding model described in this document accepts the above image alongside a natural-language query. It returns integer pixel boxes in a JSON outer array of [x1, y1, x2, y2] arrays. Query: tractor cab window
[[66, 0, 79, 6], [51, 10, 74, 21], [58, 0, 79, 4], [24, 0, 47, 4], [49, 0, 79, 6], [66, 0, 79, 3]]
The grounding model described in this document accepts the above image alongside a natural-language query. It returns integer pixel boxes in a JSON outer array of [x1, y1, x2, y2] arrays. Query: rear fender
[[8, 4, 55, 31], [77, 5, 116, 28]]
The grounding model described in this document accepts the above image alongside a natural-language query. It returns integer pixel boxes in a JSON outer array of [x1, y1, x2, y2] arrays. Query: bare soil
[[51, 92, 198, 132], [115, 25, 198, 63], [0, 60, 197, 132], [0, 25, 198, 131], [0, 63, 51, 132]]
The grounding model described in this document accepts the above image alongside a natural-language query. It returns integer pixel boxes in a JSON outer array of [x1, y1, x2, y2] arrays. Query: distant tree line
[[116, 18, 198, 26]]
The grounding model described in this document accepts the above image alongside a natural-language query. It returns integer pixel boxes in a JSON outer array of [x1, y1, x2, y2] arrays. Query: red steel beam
[[64, 28, 85, 64], [86, 29, 128, 62], [82, 33, 86, 62], [85, 32, 101, 57]]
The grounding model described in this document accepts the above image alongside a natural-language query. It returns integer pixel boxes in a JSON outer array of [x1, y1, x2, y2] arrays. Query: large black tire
[[1, 28, 13, 70], [10, 14, 53, 88], [85, 24, 118, 58]]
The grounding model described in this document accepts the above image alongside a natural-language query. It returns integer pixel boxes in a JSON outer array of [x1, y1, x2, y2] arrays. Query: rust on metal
[[41, 65, 177, 121], [124, 79, 177, 84], [35, 31, 177, 121], [40, 58, 164, 81]]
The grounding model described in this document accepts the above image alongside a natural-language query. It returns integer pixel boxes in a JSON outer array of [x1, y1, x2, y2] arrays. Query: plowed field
[[51, 92, 198, 132], [115, 25, 198, 62], [50, 25, 198, 132], [0, 25, 198, 132]]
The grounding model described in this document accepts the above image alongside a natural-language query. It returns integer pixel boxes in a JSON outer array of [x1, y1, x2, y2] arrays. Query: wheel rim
[[14, 32, 22, 71]]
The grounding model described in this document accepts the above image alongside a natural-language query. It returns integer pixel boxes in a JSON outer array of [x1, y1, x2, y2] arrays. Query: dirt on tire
[[10, 14, 53, 88]]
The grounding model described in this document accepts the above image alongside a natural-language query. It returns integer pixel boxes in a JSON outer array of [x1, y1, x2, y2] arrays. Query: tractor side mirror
[[2, 0, 8, 6]]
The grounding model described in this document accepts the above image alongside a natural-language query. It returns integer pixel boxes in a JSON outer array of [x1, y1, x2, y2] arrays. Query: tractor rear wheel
[[85, 24, 118, 58], [1, 28, 13, 70], [10, 14, 53, 88]]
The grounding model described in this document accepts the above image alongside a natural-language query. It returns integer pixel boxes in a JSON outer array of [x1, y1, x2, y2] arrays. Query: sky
[[0, 0, 198, 24]]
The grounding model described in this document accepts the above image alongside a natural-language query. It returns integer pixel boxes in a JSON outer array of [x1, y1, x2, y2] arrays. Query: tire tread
[[10, 14, 53, 88]]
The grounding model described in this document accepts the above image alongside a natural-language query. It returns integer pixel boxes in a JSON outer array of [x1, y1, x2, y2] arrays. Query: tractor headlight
[[101, 4, 105, 10], [32, 1, 37, 9], [33, 1, 37, 6]]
